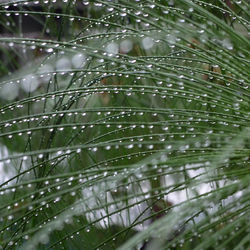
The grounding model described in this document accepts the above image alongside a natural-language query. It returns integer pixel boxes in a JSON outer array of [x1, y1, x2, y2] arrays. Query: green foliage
[[0, 0, 249, 249]]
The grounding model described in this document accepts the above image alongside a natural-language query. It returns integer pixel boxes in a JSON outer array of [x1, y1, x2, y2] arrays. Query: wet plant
[[0, 0, 249, 249]]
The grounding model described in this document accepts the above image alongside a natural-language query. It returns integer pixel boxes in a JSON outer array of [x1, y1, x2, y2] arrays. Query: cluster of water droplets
[[0, 0, 249, 249]]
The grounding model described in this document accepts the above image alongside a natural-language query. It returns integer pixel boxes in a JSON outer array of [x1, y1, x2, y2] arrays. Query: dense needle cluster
[[0, 0, 249, 249]]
